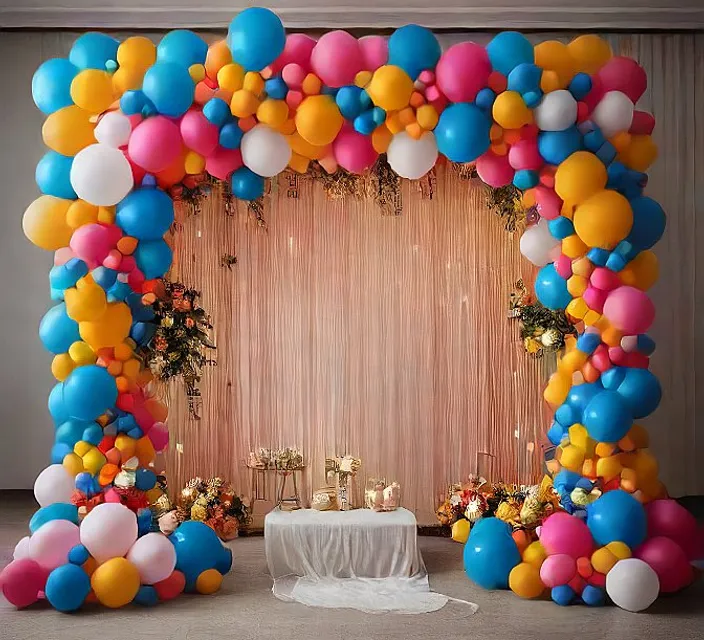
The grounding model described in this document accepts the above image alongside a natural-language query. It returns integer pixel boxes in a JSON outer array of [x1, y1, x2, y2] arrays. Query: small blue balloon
[[603, 367, 662, 419], [582, 390, 632, 443], [203, 98, 232, 127], [92, 266, 118, 291], [548, 216, 574, 240], [30, 503, 79, 533], [265, 76, 288, 100], [553, 469, 582, 492], [75, 472, 96, 495], [45, 563, 91, 612], [388, 24, 441, 80], [116, 188, 175, 240], [219, 122, 244, 149], [487, 32, 534, 76], [50, 258, 89, 291], [435, 103, 491, 163], [581, 584, 605, 606], [513, 169, 538, 190], [131, 321, 156, 346], [69, 32, 119, 70], [637, 334, 656, 356], [142, 62, 195, 118], [157, 30, 208, 68], [547, 421, 567, 446], [475, 87, 496, 112], [49, 383, 69, 424], [534, 263, 571, 310], [566, 382, 602, 411], [336, 85, 365, 120], [135, 468, 157, 491], [51, 442, 71, 463], [586, 489, 647, 548], [120, 90, 149, 116], [171, 521, 228, 591], [627, 196, 666, 251], [568, 73, 592, 101], [538, 127, 583, 165], [576, 332, 601, 355], [507, 63, 542, 96], [36, 151, 76, 199], [68, 543, 91, 565], [39, 302, 81, 354], [108, 280, 133, 303], [228, 7, 286, 72], [134, 239, 173, 279], [32, 58, 78, 114], [554, 403, 576, 427], [551, 584, 575, 606], [82, 423, 103, 445], [230, 167, 264, 201], [62, 365, 118, 422], [353, 111, 376, 135], [463, 518, 520, 589], [134, 585, 159, 606]]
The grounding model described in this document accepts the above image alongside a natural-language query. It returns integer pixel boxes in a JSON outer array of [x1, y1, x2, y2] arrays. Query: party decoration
[[605, 559, 659, 612], [70, 143, 134, 206]]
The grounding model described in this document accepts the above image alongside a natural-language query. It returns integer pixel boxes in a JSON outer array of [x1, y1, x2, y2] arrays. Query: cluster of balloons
[[1, 503, 231, 610]]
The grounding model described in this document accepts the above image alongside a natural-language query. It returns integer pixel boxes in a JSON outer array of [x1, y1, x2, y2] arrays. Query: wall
[[0, 30, 702, 496]]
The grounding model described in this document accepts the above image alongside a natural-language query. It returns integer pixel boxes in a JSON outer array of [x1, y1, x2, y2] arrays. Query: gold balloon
[[117, 36, 157, 70], [567, 35, 612, 75], [65, 282, 108, 322], [51, 353, 75, 381], [573, 189, 633, 250], [620, 250, 659, 290], [555, 151, 608, 210], [618, 134, 658, 172], [295, 95, 344, 147], [42, 105, 96, 156], [366, 65, 414, 112], [509, 562, 545, 599], [91, 558, 140, 609], [70, 69, 115, 114], [22, 195, 73, 250], [534, 41, 575, 90], [79, 301, 132, 350], [492, 91, 533, 129]]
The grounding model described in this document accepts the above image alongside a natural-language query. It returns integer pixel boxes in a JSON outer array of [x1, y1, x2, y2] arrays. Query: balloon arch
[[4, 6, 699, 614]]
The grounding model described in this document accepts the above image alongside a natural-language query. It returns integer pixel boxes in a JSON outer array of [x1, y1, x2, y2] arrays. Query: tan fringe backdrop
[[164, 166, 551, 525]]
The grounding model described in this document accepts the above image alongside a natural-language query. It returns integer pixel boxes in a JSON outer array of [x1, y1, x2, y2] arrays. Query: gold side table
[[275, 468, 304, 510]]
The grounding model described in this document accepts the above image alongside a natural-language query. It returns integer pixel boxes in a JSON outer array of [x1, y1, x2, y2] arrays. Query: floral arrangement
[[247, 447, 304, 470], [364, 479, 401, 512]]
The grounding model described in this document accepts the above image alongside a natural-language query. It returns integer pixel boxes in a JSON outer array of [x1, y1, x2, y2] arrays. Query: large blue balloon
[[36, 151, 76, 199], [435, 103, 491, 163], [142, 62, 195, 118], [582, 390, 632, 443], [486, 32, 534, 76], [228, 7, 286, 72], [62, 365, 118, 422], [134, 239, 173, 279], [170, 521, 232, 591], [55, 418, 92, 447], [30, 503, 79, 533], [230, 167, 265, 201], [32, 58, 78, 114], [69, 32, 119, 70], [602, 367, 661, 419], [586, 490, 647, 548], [51, 442, 71, 463], [388, 25, 441, 80], [39, 302, 81, 354], [45, 563, 91, 612], [566, 382, 603, 411], [157, 30, 208, 68], [116, 188, 174, 240], [463, 518, 520, 589], [48, 382, 69, 424], [627, 196, 666, 251], [534, 263, 571, 310], [538, 127, 583, 165]]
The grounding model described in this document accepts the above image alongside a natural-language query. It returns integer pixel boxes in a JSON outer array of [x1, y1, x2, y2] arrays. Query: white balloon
[[70, 143, 134, 206], [80, 503, 138, 563], [387, 131, 438, 180], [606, 558, 660, 612], [241, 124, 292, 178], [95, 111, 133, 148], [34, 464, 74, 507], [126, 532, 177, 584], [519, 220, 561, 267], [13, 536, 31, 560], [592, 90, 634, 138], [28, 520, 80, 570], [534, 90, 578, 132]]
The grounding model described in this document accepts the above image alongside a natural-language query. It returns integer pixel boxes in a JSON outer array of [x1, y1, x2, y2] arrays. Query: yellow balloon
[[71, 69, 115, 114], [451, 518, 470, 544], [91, 558, 140, 609], [509, 562, 545, 599], [82, 446, 107, 475], [79, 302, 132, 350], [66, 200, 99, 229], [573, 190, 633, 249], [605, 541, 632, 560], [544, 371, 571, 406], [591, 546, 619, 574], [112, 66, 147, 94], [117, 36, 157, 70], [492, 91, 533, 129], [367, 65, 414, 112], [567, 35, 612, 75], [22, 196, 73, 251], [42, 105, 96, 156], [69, 340, 97, 365], [295, 95, 344, 147], [62, 452, 84, 476], [257, 99, 289, 128], [52, 354, 75, 381], [620, 250, 659, 290], [286, 132, 329, 160], [555, 151, 608, 210], [65, 282, 108, 322], [217, 63, 245, 93], [196, 568, 223, 594], [522, 541, 547, 569], [618, 134, 658, 172], [184, 150, 206, 175], [534, 41, 575, 90]]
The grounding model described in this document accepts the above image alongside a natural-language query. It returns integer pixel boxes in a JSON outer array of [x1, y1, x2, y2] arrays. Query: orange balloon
[[23, 196, 73, 250], [206, 40, 233, 80], [144, 397, 168, 423], [42, 105, 96, 156], [156, 149, 187, 189], [79, 302, 132, 350], [618, 135, 658, 172], [620, 250, 659, 290]]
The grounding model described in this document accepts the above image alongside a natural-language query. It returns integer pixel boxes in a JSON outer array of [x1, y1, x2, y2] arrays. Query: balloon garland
[[5, 6, 699, 614]]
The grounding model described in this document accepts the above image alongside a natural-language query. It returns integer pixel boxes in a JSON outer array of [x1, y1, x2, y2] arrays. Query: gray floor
[[1, 492, 702, 640]]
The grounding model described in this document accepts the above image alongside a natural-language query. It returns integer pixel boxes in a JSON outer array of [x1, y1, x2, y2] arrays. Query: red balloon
[[436, 42, 491, 103], [597, 56, 647, 103], [635, 536, 694, 593], [476, 151, 514, 187], [0, 559, 47, 609], [154, 570, 186, 601], [205, 147, 243, 181]]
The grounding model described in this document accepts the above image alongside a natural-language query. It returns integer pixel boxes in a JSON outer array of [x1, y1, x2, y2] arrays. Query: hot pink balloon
[[476, 151, 514, 187], [590, 267, 621, 291], [635, 536, 694, 593], [583, 285, 606, 313], [282, 63, 306, 89], [436, 42, 491, 103], [333, 128, 378, 174], [148, 422, 170, 452], [128, 116, 182, 173], [540, 553, 577, 588], [598, 56, 647, 103], [645, 499, 702, 560], [271, 33, 317, 74], [539, 512, 594, 559], [534, 185, 562, 220], [310, 30, 363, 88], [508, 139, 543, 171], [359, 35, 389, 72], [603, 286, 655, 335], [555, 254, 573, 280], [70, 223, 121, 269], [0, 558, 47, 608], [180, 110, 219, 157], [205, 147, 243, 181]]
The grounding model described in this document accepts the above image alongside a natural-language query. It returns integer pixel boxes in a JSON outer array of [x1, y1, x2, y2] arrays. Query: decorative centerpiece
[[325, 455, 361, 510], [311, 487, 339, 511], [364, 479, 401, 512]]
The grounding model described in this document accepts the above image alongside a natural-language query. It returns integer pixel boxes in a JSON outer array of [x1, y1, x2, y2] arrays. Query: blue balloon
[[45, 563, 91, 612], [603, 367, 662, 419], [487, 32, 534, 76], [30, 503, 79, 533], [230, 167, 265, 201], [131, 321, 157, 346], [581, 584, 605, 606], [463, 518, 520, 589], [336, 85, 365, 120], [627, 196, 666, 251], [62, 365, 118, 422], [264, 77, 288, 100], [75, 471, 99, 496], [36, 151, 76, 199], [551, 584, 575, 606], [568, 73, 592, 101], [92, 266, 118, 291], [582, 390, 632, 442], [120, 90, 149, 116], [203, 98, 231, 127], [157, 30, 208, 68], [32, 58, 78, 114], [116, 188, 174, 240], [553, 469, 582, 492], [475, 87, 496, 112], [388, 24, 441, 80], [82, 423, 103, 445], [39, 302, 81, 354], [547, 421, 567, 446], [219, 122, 244, 149], [507, 63, 543, 107], [538, 127, 583, 165], [534, 263, 571, 310], [548, 216, 574, 240], [215, 546, 233, 575], [134, 239, 173, 279], [576, 332, 601, 355], [48, 383, 69, 424], [51, 442, 71, 463], [135, 468, 157, 491], [171, 521, 230, 591], [134, 585, 159, 606], [68, 543, 91, 565], [69, 32, 119, 70], [142, 62, 195, 118], [586, 489, 647, 548], [435, 103, 491, 163], [228, 7, 286, 72], [566, 382, 602, 411], [554, 403, 576, 427], [50, 258, 89, 291]]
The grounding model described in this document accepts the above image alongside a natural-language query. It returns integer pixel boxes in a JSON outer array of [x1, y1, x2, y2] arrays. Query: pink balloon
[[359, 36, 389, 71], [435, 42, 491, 103], [635, 536, 694, 593], [70, 223, 121, 269], [148, 422, 170, 452], [333, 128, 378, 173], [555, 254, 572, 280], [608, 346, 628, 366], [310, 31, 363, 88], [645, 499, 702, 560], [539, 512, 594, 559], [282, 63, 307, 89], [54, 247, 75, 266], [603, 286, 655, 335], [540, 553, 577, 588], [205, 147, 243, 181], [590, 267, 620, 291], [508, 139, 543, 171], [534, 185, 562, 220], [180, 110, 219, 157], [0, 558, 47, 608], [583, 285, 606, 313], [476, 151, 514, 187], [598, 56, 647, 103], [630, 110, 656, 135], [591, 346, 612, 372], [28, 520, 80, 571], [128, 116, 182, 173], [271, 34, 317, 74]]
